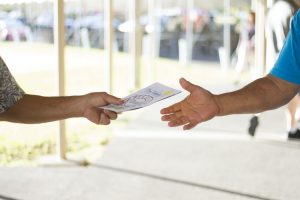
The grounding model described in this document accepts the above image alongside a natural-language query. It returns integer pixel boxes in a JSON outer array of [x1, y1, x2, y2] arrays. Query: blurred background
[[1, 1, 299, 199], [0, 0, 260, 166]]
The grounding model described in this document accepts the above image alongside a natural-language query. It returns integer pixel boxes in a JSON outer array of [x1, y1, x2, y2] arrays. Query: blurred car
[[117, 8, 182, 56], [0, 18, 31, 41], [0, 11, 8, 19], [34, 12, 74, 29], [71, 13, 105, 48], [32, 12, 74, 43], [70, 13, 124, 49]]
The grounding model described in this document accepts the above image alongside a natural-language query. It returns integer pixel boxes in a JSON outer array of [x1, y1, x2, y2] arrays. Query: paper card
[[100, 82, 181, 113]]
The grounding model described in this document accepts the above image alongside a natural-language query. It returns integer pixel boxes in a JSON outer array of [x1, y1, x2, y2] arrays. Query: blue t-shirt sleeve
[[270, 10, 300, 85]]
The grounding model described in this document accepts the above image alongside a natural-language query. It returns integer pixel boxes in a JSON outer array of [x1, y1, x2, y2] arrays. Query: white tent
[[0, 0, 51, 4], [0, 0, 77, 5]]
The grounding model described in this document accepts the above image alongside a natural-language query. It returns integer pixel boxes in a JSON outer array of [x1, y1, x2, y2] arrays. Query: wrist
[[76, 95, 90, 118], [213, 94, 224, 116], [62, 95, 88, 118]]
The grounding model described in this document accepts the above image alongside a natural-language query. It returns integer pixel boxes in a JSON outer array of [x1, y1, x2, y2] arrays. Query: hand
[[161, 78, 220, 130], [82, 92, 123, 125]]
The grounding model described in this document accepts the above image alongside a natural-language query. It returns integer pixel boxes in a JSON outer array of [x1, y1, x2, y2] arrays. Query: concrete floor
[[1, 92, 300, 200], [1, 43, 299, 200]]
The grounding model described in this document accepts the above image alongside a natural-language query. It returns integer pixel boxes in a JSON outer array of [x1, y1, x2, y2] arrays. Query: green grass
[[0, 119, 130, 166]]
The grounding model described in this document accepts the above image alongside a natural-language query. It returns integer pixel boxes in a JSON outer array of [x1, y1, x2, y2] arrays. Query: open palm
[[161, 78, 220, 130]]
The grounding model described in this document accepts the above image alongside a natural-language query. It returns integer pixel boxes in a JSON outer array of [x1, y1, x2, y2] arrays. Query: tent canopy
[[0, 0, 77, 5]]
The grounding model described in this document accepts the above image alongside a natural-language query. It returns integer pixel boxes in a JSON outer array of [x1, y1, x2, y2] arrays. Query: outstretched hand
[[160, 78, 220, 130], [83, 92, 123, 125]]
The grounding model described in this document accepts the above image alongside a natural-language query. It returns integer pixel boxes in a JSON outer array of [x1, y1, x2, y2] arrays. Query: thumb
[[102, 93, 124, 105], [179, 78, 198, 93], [92, 92, 123, 106]]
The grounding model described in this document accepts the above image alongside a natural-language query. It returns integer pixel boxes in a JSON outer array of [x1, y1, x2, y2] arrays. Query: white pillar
[[186, 0, 194, 66], [251, 0, 256, 11], [254, 0, 267, 77], [146, 0, 156, 84], [129, 0, 142, 90], [267, 0, 274, 8], [54, 0, 66, 159], [223, 0, 231, 72], [104, 0, 113, 93]]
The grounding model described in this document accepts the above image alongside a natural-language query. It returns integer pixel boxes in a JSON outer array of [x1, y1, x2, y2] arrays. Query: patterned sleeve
[[0, 56, 25, 113]]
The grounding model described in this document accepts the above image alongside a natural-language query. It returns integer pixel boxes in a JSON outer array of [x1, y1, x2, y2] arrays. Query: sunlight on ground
[[0, 42, 251, 166]]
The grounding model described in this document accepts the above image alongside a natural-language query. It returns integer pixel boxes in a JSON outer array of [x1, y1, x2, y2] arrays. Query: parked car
[[70, 13, 124, 49], [0, 18, 31, 41], [117, 8, 182, 56], [32, 12, 74, 43]]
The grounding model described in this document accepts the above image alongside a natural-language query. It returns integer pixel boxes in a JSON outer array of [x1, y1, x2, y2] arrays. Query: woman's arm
[[0, 92, 123, 125]]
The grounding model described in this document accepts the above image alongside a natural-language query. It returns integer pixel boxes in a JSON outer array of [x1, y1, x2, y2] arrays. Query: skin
[[0, 92, 123, 125], [161, 76, 300, 130], [293, 0, 300, 7]]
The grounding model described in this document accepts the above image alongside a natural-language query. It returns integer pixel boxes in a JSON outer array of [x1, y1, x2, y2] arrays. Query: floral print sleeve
[[0, 56, 25, 113]]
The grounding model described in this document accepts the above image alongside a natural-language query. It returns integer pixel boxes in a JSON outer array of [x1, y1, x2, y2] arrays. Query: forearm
[[0, 94, 85, 123], [215, 75, 300, 116]]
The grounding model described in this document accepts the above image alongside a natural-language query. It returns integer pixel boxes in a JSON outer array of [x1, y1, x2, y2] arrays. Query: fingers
[[103, 110, 118, 120], [84, 107, 119, 125], [183, 120, 198, 130], [161, 111, 182, 121], [99, 113, 110, 125], [161, 109, 193, 128], [98, 111, 118, 125], [168, 116, 190, 127], [160, 102, 181, 114], [98, 109, 119, 125], [162, 112, 199, 130], [179, 78, 198, 93]]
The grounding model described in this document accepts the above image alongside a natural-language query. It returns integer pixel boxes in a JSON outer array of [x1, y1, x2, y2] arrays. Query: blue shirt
[[270, 9, 300, 85]]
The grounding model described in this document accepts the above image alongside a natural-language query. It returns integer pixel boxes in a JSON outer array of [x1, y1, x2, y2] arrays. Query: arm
[[217, 75, 299, 115], [0, 92, 123, 125], [161, 76, 300, 130]]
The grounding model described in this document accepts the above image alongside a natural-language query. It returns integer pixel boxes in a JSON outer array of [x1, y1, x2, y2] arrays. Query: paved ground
[[1, 43, 300, 200], [1, 87, 300, 200]]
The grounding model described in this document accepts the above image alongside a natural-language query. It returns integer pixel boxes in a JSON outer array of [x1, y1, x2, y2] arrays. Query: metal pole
[[54, 0, 66, 159], [254, 0, 266, 76], [104, 0, 113, 93]]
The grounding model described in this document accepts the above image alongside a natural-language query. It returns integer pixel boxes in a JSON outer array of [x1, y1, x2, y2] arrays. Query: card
[[100, 82, 181, 113]]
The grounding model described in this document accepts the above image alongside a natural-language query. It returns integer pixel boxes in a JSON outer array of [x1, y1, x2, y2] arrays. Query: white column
[[223, 0, 231, 72], [186, 0, 194, 66], [251, 0, 256, 11], [267, 0, 274, 8], [129, 0, 142, 90], [146, 0, 157, 84], [254, 0, 267, 76], [54, 0, 66, 159], [104, 0, 113, 93]]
